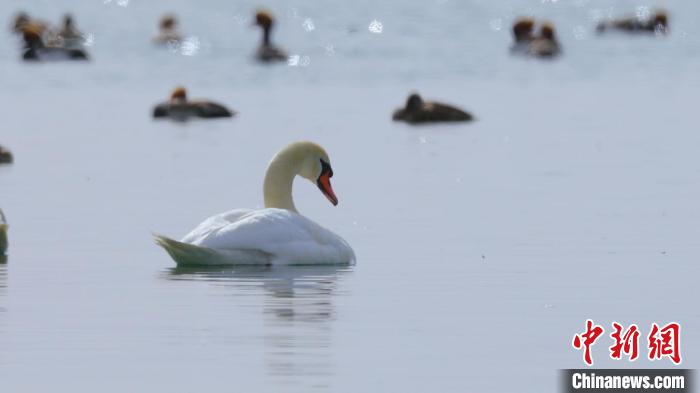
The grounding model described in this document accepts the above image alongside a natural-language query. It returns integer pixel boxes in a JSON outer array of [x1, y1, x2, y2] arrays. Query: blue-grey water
[[1, 0, 699, 392]]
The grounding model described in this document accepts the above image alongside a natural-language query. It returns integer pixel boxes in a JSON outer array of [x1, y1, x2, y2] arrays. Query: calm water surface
[[1, 0, 699, 392]]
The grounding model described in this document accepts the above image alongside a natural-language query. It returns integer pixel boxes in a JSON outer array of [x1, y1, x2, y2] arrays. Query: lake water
[[1, 0, 699, 392]]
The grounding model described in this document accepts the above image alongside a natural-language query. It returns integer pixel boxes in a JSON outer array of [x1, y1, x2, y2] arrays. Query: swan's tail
[[154, 234, 220, 266], [153, 234, 271, 266]]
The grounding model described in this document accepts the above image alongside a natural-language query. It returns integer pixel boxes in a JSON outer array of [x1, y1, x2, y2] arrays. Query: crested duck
[[153, 14, 183, 45], [155, 141, 355, 266], [596, 10, 668, 35], [0, 146, 12, 164], [254, 10, 287, 63], [153, 87, 234, 121], [21, 26, 88, 61], [393, 93, 473, 124]]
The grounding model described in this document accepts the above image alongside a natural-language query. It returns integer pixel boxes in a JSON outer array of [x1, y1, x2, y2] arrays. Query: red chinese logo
[[572, 319, 604, 366], [572, 320, 682, 366], [648, 322, 682, 365], [609, 322, 640, 361]]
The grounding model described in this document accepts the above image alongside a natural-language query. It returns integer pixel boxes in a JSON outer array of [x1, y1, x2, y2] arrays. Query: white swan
[[155, 141, 355, 266]]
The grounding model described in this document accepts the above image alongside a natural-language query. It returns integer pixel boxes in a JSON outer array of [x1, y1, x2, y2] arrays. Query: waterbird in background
[[0, 146, 12, 164], [21, 26, 89, 61], [393, 93, 473, 124], [154, 141, 355, 266], [510, 17, 535, 54], [510, 18, 561, 58], [45, 14, 86, 49], [596, 10, 668, 35], [11, 11, 48, 36], [0, 209, 8, 256], [152, 87, 234, 121], [153, 14, 183, 45], [529, 22, 561, 58], [254, 10, 287, 63]]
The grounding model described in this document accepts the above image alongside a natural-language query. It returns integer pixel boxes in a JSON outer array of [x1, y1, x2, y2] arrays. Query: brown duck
[[393, 93, 473, 124], [510, 18, 561, 58], [153, 14, 183, 45], [0, 145, 12, 164], [153, 87, 234, 121], [254, 10, 287, 63], [597, 10, 668, 35], [21, 26, 88, 61], [529, 22, 561, 58]]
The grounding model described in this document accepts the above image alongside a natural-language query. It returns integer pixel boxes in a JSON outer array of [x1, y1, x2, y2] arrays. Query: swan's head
[[255, 10, 275, 29], [270, 141, 337, 206], [297, 142, 337, 206], [264, 141, 339, 211], [170, 86, 187, 102]]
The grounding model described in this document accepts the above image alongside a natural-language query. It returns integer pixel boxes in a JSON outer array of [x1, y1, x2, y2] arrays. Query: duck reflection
[[166, 265, 351, 386]]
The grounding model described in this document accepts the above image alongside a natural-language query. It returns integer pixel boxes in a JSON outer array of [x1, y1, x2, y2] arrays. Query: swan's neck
[[263, 154, 299, 213]]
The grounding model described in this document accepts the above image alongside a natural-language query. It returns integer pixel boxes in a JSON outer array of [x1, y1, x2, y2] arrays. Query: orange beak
[[317, 170, 338, 206]]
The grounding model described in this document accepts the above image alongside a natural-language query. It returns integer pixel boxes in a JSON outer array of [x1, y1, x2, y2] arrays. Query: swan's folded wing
[[186, 208, 354, 265], [181, 208, 255, 244], [155, 234, 271, 266]]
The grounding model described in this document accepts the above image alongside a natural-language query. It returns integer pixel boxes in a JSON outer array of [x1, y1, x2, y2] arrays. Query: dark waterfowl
[[510, 18, 561, 59], [596, 10, 668, 35], [254, 10, 287, 63], [529, 22, 561, 58], [393, 93, 473, 124], [0, 146, 12, 164], [510, 17, 535, 54], [21, 27, 88, 61], [153, 87, 234, 121], [46, 14, 86, 49], [153, 14, 183, 45]]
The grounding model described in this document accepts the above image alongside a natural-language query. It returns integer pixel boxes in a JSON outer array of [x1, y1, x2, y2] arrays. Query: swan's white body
[[155, 141, 355, 266]]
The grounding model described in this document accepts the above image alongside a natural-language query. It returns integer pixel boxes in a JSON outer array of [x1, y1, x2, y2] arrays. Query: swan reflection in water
[[165, 265, 352, 388]]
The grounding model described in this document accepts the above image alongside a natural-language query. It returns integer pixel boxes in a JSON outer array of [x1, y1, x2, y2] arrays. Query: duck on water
[[152, 87, 234, 121], [254, 10, 287, 63], [393, 93, 473, 124], [21, 26, 88, 62]]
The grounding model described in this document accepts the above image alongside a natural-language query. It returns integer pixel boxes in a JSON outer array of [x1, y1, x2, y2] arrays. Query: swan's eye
[[320, 159, 333, 178]]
